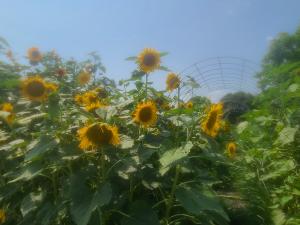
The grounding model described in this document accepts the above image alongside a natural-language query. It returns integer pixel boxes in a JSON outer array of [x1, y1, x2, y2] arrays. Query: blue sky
[[1, 0, 300, 99]]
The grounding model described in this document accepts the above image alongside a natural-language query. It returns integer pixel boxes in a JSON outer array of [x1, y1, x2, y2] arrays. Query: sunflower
[[56, 68, 67, 77], [201, 103, 223, 137], [75, 94, 84, 105], [94, 87, 109, 98], [82, 91, 99, 105], [133, 101, 158, 127], [226, 142, 237, 158], [185, 101, 193, 109], [46, 83, 58, 92], [77, 71, 91, 85], [166, 73, 180, 91], [27, 47, 42, 64], [0, 209, 5, 224], [21, 76, 56, 101], [137, 48, 161, 73], [85, 101, 106, 112], [0, 103, 14, 124], [78, 123, 120, 150]]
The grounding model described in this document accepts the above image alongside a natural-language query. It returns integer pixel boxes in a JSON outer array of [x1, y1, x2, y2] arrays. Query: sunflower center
[[169, 78, 179, 88], [229, 145, 235, 153], [143, 54, 156, 67], [86, 125, 113, 145], [206, 110, 218, 130], [88, 95, 98, 103], [139, 106, 153, 122], [26, 81, 46, 97], [31, 50, 40, 58]]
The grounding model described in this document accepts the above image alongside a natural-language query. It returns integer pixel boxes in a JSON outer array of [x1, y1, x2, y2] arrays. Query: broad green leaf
[[21, 192, 45, 217], [25, 136, 58, 161], [120, 135, 134, 149], [272, 209, 286, 225], [175, 186, 229, 223], [274, 126, 298, 146], [121, 200, 160, 225], [159, 142, 193, 175], [236, 121, 248, 134], [70, 173, 112, 225], [288, 83, 298, 92], [9, 161, 44, 183]]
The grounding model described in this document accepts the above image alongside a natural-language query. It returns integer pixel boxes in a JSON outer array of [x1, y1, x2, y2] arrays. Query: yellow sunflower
[[94, 87, 109, 98], [77, 71, 91, 85], [137, 48, 161, 73], [226, 142, 237, 158], [0, 103, 14, 124], [27, 47, 43, 64], [78, 123, 120, 150], [133, 101, 158, 127], [21, 76, 56, 102], [185, 101, 193, 109], [85, 101, 106, 112], [75, 94, 84, 105], [166, 73, 181, 91], [0, 209, 5, 224], [201, 103, 223, 137]]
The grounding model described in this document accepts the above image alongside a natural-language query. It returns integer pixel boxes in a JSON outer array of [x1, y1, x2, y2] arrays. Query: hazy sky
[[1, 0, 300, 99]]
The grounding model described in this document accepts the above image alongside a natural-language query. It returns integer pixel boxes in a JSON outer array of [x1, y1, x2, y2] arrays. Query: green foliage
[[232, 26, 300, 225]]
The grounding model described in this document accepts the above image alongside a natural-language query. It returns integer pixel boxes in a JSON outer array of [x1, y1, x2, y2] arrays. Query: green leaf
[[236, 121, 249, 134], [275, 126, 298, 146], [121, 200, 160, 225], [125, 56, 137, 61], [159, 52, 169, 57], [21, 192, 45, 217], [272, 209, 286, 225], [159, 142, 193, 175], [9, 161, 44, 183], [70, 173, 112, 225], [120, 135, 134, 149], [175, 186, 229, 223], [25, 136, 58, 162], [158, 66, 171, 72]]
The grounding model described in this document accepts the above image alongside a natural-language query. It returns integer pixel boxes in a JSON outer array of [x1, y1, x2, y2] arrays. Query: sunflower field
[[0, 27, 300, 225]]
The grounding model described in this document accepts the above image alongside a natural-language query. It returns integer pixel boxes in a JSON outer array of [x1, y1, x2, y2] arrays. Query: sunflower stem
[[165, 165, 180, 224], [177, 86, 181, 108], [145, 73, 149, 100]]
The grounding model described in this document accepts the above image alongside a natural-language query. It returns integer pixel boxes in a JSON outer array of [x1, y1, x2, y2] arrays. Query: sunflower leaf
[[125, 56, 137, 61]]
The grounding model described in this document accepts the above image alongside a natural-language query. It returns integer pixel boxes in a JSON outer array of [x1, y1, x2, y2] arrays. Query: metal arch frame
[[177, 56, 261, 102]]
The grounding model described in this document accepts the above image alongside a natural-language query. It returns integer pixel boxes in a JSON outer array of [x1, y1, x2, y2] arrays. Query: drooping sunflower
[[56, 68, 67, 77], [226, 142, 237, 158], [0, 209, 5, 224], [82, 91, 99, 105], [85, 101, 106, 112], [77, 71, 91, 85], [166, 73, 181, 91], [133, 101, 158, 127], [0, 103, 14, 124], [137, 48, 161, 73], [185, 101, 193, 109], [201, 103, 223, 137], [21, 76, 56, 102], [27, 47, 43, 64], [78, 123, 120, 150], [94, 87, 109, 98]]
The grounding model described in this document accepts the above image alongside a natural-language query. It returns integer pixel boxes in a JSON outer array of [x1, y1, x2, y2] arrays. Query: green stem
[[177, 86, 180, 108], [145, 73, 149, 100], [165, 165, 181, 224]]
